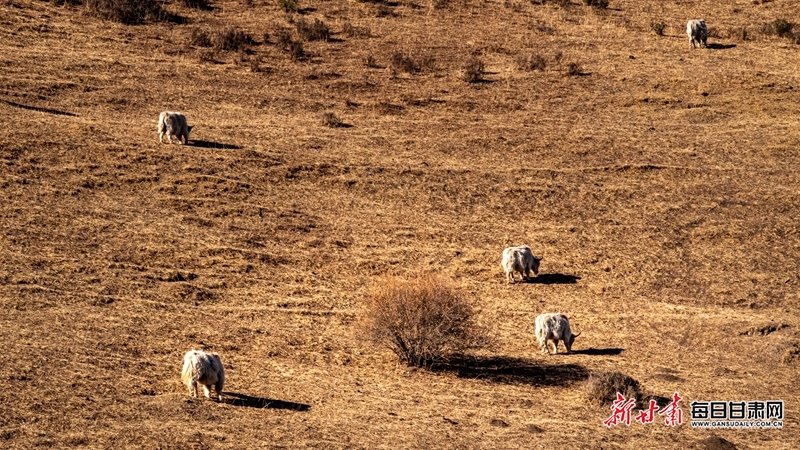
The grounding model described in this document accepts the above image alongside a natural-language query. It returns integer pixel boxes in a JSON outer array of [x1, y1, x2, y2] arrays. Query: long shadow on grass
[[191, 140, 242, 150], [432, 355, 588, 387], [706, 43, 736, 50], [526, 273, 580, 284], [223, 393, 310, 411], [0, 99, 77, 117], [571, 348, 623, 356]]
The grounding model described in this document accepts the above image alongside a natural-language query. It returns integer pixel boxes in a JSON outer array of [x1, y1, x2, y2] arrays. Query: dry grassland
[[1, 0, 799, 448]]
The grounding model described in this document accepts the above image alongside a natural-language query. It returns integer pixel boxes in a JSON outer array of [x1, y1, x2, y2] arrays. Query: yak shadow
[[526, 273, 581, 284], [706, 43, 736, 50], [191, 140, 241, 150], [223, 392, 310, 411], [572, 348, 624, 356], [1, 99, 77, 117], [432, 355, 588, 387]]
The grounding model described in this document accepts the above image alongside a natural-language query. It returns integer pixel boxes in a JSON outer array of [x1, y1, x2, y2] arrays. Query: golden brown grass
[[1, 0, 799, 448]]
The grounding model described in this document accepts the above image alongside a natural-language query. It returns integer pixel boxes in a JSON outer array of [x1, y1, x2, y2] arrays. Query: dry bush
[[285, 40, 304, 60], [391, 52, 418, 73], [296, 18, 330, 41], [248, 57, 269, 73], [342, 22, 371, 38], [360, 275, 484, 368], [375, 4, 394, 17], [548, 0, 571, 7], [650, 21, 666, 36], [582, 0, 607, 7], [321, 112, 343, 128], [84, 0, 163, 24], [213, 28, 254, 52], [189, 28, 211, 47], [196, 48, 218, 62], [363, 54, 378, 68], [182, 0, 212, 10], [461, 56, 485, 82], [765, 19, 793, 38], [274, 28, 304, 58], [585, 371, 642, 405], [565, 61, 582, 76], [517, 52, 546, 71], [275, 29, 292, 48], [277, 0, 298, 12], [418, 54, 437, 72], [782, 343, 800, 364]]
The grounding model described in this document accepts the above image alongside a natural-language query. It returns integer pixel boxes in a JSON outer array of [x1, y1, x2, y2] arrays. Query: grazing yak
[[535, 313, 580, 355], [158, 111, 192, 144], [687, 19, 708, 48], [181, 350, 225, 401], [501, 245, 542, 283]]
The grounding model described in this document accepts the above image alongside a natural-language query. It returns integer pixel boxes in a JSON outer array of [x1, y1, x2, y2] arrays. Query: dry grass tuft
[[391, 51, 419, 73], [762, 19, 793, 38], [582, 0, 608, 8], [277, 0, 299, 13], [517, 52, 547, 71], [650, 21, 666, 36], [182, 0, 212, 10], [296, 18, 331, 42], [584, 371, 642, 405], [461, 56, 485, 82], [84, 0, 163, 24], [781, 343, 800, 364], [360, 275, 484, 368], [342, 22, 371, 38], [321, 112, 343, 128], [213, 28, 255, 52], [189, 28, 212, 47], [565, 61, 582, 76]]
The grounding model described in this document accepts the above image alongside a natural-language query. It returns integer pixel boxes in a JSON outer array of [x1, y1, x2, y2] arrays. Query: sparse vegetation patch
[[296, 18, 331, 42], [182, 0, 212, 10], [582, 0, 608, 8], [213, 28, 255, 52], [650, 21, 666, 36], [391, 52, 418, 73], [277, 0, 298, 13], [84, 0, 164, 24], [566, 61, 582, 76], [517, 52, 547, 71], [343, 22, 371, 38], [189, 28, 212, 47], [461, 56, 485, 82], [321, 112, 343, 128], [585, 371, 642, 405]]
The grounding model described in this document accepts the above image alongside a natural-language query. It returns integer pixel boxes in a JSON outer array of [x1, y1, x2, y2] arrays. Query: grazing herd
[[172, 18, 710, 400]]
